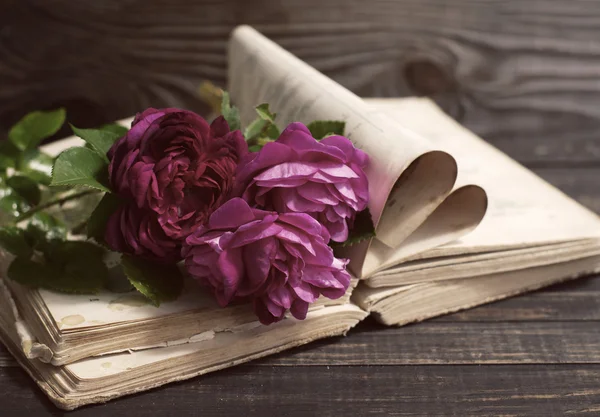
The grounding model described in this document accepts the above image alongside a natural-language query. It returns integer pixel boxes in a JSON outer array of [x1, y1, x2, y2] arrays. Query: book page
[[356, 255, 600, 326], [227, 26, 468, 275], [366, 98, 600, 259]]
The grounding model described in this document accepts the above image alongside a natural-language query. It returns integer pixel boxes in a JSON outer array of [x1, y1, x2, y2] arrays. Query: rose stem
[[15, 189, 101, 223], [71, 219, 89, 235]]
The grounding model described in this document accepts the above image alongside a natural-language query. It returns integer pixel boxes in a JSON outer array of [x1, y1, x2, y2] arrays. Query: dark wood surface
[[2, 1, 600, 415], [3, 0, 600, 153]]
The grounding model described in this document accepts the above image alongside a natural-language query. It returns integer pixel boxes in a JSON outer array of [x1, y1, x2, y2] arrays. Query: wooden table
[[1, 163, 599, 415], [2, 1, 600, 414]]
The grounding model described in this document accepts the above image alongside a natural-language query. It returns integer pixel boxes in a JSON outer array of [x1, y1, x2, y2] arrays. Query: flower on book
[[235, 123, 369, 242], [0, 90, 375, 325], [182, 198, 352, 324], [105, 108, 247, 260]]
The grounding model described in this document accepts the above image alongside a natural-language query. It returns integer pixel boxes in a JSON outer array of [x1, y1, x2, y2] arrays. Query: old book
[[352, 97, 600, 325], [2, 25, 600, 410]]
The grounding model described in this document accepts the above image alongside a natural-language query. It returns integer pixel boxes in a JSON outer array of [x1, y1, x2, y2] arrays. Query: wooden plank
[[3, 0, 600, 163], [264, 321, 600, 365], [2, 365, 600, 416]]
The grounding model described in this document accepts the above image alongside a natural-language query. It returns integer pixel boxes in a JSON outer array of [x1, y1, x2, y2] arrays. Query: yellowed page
[[366, 98, 600, 258]]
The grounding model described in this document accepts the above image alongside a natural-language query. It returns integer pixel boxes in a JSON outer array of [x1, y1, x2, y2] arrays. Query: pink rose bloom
[[182, 198, 351, 324], [105, 108, 247, 261], [234, 123, 368, 242]]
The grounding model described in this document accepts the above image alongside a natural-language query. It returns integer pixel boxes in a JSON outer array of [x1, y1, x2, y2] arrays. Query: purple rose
[[182, 198, 352, 324], [105, 108, 247, 260], [234, 123, 369, 242], [105, 204, 180, 263]]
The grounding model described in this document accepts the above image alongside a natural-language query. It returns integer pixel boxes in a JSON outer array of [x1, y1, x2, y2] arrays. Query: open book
[[2, 26, 600, 410]]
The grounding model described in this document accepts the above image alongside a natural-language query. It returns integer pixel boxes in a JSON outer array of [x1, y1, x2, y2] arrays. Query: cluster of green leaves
[[0, 112, 183, 305], [0, 216, 109, 293], [0, 109, 66, 225], [221, 93, 347, 152]]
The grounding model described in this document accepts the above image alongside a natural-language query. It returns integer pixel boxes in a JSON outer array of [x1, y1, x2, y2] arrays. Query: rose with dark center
[[104, 108, 247, 261]]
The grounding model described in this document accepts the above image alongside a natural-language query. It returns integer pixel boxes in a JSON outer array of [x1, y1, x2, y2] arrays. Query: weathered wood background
[[2, 0, 600, 165], [2, 1, 600, 415]]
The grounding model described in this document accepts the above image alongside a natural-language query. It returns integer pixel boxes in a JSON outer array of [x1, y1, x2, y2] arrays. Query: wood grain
[[2, 3, 600, 413], [2, 365, 600, 416], [3, 0, 600, 159]]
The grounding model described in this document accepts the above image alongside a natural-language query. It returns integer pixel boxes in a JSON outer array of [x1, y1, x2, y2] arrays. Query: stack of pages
[[2, 26, 600, 410]]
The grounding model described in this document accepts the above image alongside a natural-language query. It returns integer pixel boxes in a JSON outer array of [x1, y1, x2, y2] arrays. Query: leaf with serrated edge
[[70, 125, 121, 161], [50, 147, 111, 192], [121, 255, 183, 306], [99, 123, 129, 136], [9, 108, 66, 151], [307, 120, 346, 140]]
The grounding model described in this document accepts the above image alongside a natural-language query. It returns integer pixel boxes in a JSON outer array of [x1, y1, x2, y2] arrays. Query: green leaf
[[70, 125, 122, 161], [0, 194, 31, 219], [121, 255, 184, 307], [248, 144, 262, 152], [7, 241, 107, 294], [220, 92, 241, 131], [99, 123, 129, 136], [9, 108, 66, 151], [25, 212, 67, 246], [87, 193, 121, 244], [243, 118, 268, 141], [0, 227, 32, 258], [50, 147, 111, 192], [265, 123, 280, 140], [255, 103, 276, 124], [18, 149, 54, 185], [307, 120, 346, 140], [7, 257, 54, 288], [6, 175, 41, 206], [255, 104, 280, 139], [332, 208, 376, 248], [0, 140, 20, 170], [243, 103, 281, 142]]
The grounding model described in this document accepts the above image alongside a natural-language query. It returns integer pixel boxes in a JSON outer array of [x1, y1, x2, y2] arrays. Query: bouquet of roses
[[0, 93, 373, 325]]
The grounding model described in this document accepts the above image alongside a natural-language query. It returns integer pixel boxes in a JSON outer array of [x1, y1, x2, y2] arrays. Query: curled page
[[228, 26, 484, 277]]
